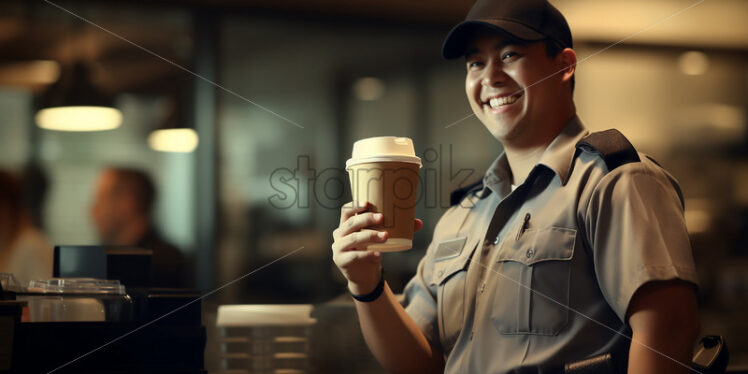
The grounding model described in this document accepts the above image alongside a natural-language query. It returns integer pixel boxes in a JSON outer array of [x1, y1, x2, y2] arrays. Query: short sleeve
[[401, 205, 463, 349], [402, 250, 439, 348], [584, 160, 699, 322]]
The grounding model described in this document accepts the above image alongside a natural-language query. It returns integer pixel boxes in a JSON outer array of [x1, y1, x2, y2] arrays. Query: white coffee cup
[[346, 137, 422, 252]]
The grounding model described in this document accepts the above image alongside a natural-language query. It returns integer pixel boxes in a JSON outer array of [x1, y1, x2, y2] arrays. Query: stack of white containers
[[216, 305, 316, 374]]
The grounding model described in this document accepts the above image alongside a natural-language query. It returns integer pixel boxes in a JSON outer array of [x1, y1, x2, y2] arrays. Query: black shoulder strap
[[450, 179, 483, 206], [576, 129, 640, 171]]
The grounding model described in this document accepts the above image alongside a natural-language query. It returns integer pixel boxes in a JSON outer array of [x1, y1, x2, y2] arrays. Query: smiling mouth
[[486, 91, 523, 109]]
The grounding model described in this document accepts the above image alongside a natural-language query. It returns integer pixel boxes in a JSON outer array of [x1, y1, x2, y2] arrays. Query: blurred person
[[0, 170, 53, 285], [91, 167, 184, 287], [20, 163, 50, 230], [331, 0, 699, 373]]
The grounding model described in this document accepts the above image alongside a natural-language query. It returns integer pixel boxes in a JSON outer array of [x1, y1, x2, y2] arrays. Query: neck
[[505, 146, 546, 185], [504, 106, 576, 185]]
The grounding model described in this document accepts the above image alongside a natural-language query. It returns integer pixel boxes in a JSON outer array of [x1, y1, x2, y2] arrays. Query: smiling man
[[331, 0, 700, 373]]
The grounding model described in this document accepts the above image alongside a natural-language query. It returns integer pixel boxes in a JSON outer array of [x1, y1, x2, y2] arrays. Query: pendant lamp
[[147, 95, 198, 153], [35, 62, 122, 132]]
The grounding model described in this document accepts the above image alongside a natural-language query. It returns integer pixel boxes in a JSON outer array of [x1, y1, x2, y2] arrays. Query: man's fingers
[[335, 249, 382, 267], [340, 212, 383, 237], [340, 201, 371, 225], [334, 229, 387, 253]]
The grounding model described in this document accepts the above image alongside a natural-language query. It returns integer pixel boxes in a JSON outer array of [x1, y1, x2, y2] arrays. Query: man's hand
[[627, 280, 699, 374], [331, 201, 423, 295]]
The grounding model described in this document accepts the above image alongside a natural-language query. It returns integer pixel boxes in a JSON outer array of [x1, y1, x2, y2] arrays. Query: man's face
[[90, 171, 123, 243], [464, 30, 566, 146]]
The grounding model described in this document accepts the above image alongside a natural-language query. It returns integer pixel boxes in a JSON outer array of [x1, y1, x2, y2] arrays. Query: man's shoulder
[[575, 129, 675, 180], [575, 128, 640, 172], [573, 129, 683, 203], [139, 230, 183, 258]]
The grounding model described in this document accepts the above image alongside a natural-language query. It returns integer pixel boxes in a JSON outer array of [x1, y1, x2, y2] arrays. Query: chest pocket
[[490, 227, 576, 336], [430, 236, 478, 353]]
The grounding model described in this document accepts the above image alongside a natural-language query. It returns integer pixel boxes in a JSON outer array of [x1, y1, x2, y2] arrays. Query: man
[[331, 0, 700, 373], [91, 167, 184, 288]]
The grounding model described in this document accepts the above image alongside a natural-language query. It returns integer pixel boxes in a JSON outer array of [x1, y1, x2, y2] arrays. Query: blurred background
[[0, 0, 747, 371]]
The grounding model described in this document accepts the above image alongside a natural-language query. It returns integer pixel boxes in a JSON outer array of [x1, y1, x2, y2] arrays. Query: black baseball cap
[[442, 0, 573, 59]]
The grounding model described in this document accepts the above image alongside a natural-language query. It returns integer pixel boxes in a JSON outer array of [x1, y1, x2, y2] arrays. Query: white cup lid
[[346, 136, 421, 169]]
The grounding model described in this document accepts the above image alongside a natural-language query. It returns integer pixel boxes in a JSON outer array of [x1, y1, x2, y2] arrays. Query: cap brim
[[442, 19, 546, 59]]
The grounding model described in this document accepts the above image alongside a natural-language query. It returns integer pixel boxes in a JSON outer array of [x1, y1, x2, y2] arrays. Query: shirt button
[[479, 283, 486, 293], [470, 331, 474, 340], [493, 235, 500, 245], [437, 270, 444, 277], [526, 249, 534, 258]]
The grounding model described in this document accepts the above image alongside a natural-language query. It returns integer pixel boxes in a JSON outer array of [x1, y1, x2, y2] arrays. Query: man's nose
[[482, 61, 508, 88]]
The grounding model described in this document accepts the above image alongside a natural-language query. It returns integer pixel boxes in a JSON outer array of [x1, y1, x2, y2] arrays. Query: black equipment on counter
[[1, 245, 207, 373], [0, 300, 25, 373], [8, 288, 205, 373], [54, 245, 152, 287], [14, 322, 205, 373]]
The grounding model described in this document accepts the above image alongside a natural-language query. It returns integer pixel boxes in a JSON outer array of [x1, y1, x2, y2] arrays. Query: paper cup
[[346, 137, 421, 252]]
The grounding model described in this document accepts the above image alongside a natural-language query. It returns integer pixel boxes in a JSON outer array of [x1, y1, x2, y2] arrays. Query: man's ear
[[558, 48, 576, 84]]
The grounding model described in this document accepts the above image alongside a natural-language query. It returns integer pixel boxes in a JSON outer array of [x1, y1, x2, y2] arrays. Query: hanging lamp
[[147, 95, 198, 153], [35, 62, 122, 132]]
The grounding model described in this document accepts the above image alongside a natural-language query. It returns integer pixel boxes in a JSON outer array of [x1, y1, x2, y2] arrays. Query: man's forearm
[[354, 283, 444, 374], [627, 331, 695, 374], [626, 281, 699, 374]]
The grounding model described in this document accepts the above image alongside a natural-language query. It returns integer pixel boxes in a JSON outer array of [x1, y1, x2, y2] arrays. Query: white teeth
[[488, 93, 521, 109]]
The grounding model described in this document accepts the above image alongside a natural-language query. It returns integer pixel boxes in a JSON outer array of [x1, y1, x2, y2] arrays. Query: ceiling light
[[677, 51, 709, 76], [0, 60, 60, 86], [29, 60, 61, 84], [148, 128, 199, 153], [35, 62, 122, 132], [148, 95, 198, 153], [684, 199, 712, 234], [353, 77, 385, 101], [36, 106, 122, 132]]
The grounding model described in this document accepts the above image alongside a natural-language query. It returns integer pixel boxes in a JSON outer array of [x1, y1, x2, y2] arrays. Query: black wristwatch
[[351, 269, 385, 302]]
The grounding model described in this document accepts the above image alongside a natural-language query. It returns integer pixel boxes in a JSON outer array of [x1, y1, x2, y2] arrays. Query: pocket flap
[[434, 236, 467, 261], [432, 237, 477, 285], [497, 227, 576, 266]]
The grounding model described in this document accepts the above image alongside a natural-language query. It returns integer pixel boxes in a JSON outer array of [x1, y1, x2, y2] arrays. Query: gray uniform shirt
[[402, 116, 699, 373]]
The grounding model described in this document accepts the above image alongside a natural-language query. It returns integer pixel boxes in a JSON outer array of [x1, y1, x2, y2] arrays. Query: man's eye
[[467, 61, 483, 69], [502, 51, 518, 61]]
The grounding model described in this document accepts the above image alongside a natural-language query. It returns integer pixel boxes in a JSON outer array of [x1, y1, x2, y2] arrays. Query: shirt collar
[[537, 115, 589, 186], [480, 115, 589, 197]]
